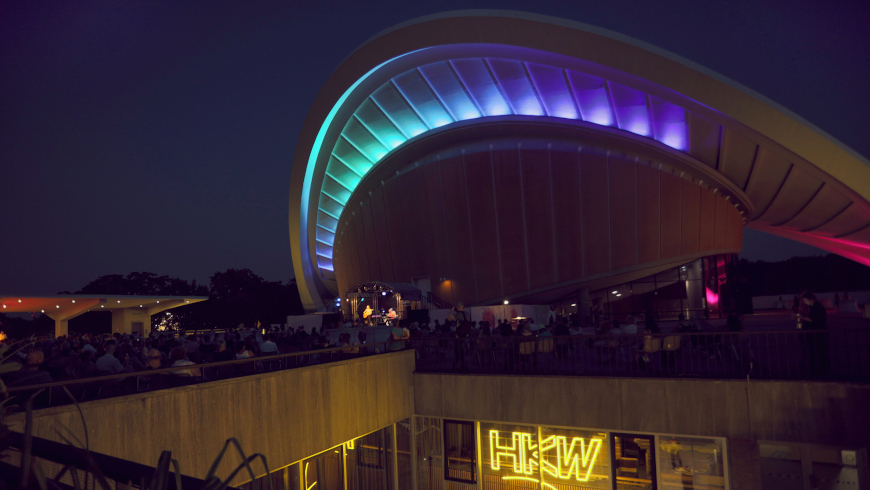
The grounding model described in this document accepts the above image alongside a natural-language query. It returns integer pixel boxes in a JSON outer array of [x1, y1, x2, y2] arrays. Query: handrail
[[411, 328, 870, 381], [425, 292, 452, 310], [6, 339, 400, 395]]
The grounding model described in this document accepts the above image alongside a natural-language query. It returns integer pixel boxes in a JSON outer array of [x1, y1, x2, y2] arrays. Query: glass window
[[443, 420, 476, 484], [415, 417, 443, 490], [612, 433, 656, 490], [657, 436, 725, 490], [540, 427, 610, 490], [347, 426, 394, 490], [303, 446, 345, 490], [396, 419, 412, 490]]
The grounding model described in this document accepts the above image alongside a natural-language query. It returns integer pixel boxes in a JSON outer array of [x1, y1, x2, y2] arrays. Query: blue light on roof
[[450, 58, 512, 116], [313, 57, 690, 275], [488, 59, 545, 116], [418, 62, 482, 121], [527, 63, 579, 119]]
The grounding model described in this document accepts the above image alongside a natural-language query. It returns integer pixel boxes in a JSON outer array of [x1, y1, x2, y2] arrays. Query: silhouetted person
[[799, 292, 828, 377]]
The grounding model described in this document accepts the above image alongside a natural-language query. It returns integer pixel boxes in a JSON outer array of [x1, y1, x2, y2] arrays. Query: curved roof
[[290, 10, 870, 310]]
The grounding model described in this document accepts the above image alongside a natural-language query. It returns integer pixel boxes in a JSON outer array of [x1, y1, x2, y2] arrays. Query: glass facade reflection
[[585, 254, 736, 322], [656, 436, 725, 490], [238, 420, 732, 490]]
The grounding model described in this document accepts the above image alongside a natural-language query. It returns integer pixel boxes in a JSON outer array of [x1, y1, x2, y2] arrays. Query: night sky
[[2, 1, 868, 295]]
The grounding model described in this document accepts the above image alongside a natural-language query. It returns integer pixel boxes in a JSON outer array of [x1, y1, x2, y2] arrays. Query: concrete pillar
[[54, 319, 68, 338], [728, 439, 762, 490], [578, 287, 591, 324], [111, 310, 127, 334]]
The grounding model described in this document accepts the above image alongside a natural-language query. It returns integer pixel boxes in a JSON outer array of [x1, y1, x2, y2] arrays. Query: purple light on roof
[[526, 62, 579, 119], [609, 82, 650, 136], [566, 70, 613, 126], [316, 256, 334, 271], [650, 96, 687, 150]]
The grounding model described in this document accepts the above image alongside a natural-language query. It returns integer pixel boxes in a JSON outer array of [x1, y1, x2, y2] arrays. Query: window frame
[[442, 418, 477, 484]]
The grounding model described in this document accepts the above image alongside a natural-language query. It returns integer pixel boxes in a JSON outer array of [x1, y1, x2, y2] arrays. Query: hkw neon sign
[[489, 430, 603, 488]]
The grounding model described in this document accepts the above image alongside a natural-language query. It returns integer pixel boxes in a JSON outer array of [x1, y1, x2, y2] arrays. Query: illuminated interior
[[313, 57, 689, 274]]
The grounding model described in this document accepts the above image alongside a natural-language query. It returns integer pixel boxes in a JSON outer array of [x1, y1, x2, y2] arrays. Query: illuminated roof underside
[[314, 58, 687, 273]]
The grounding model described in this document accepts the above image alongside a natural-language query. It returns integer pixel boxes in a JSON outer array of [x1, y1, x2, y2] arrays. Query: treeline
[[0, 269, 305, 337], [734, 254, 870, 297]]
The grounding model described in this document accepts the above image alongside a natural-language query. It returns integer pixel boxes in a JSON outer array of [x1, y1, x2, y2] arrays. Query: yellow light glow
[[539, 435, 602, 481], [489, 430, 538, 475], [345, 439, 355, 450], [488, 430, 603, 484]]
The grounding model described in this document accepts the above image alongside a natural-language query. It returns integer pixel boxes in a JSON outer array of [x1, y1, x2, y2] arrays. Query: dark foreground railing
[[0, 432, 223, 490], [6, 340, 402, 410], [410, 329, 870, 382]]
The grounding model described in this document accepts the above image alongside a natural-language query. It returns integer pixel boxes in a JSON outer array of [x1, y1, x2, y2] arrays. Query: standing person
[[798, 292, 829, 377], [389, 319, 408, 351], [451, 303, 468, 324]]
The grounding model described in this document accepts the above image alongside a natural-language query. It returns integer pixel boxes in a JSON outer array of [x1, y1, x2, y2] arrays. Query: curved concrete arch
[[290, 10, 870, 310]]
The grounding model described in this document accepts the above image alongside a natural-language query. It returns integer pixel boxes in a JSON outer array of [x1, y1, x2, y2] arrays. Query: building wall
[[333, 145, 744, 305], [9, 350, 416, 484], [110, 308, 152, 335], [413, 373, 870, 447]]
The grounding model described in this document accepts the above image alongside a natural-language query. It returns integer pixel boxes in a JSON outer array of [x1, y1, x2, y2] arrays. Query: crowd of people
[[0, 292, 831, 401], [0, 322, 358, 397]]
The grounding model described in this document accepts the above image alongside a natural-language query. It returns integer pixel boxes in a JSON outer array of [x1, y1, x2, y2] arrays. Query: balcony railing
[[409, 329, 870, 382], [5, 340, 403, 411], [8, 330, 867, 412]]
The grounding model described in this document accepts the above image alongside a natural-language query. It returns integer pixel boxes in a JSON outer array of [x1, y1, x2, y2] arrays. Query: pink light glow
[[705, 287, 719, 305]]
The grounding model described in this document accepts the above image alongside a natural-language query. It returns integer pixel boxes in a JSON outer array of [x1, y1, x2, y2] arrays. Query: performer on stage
[[363, 305, 374, 326], [387, 307, 397, 326]]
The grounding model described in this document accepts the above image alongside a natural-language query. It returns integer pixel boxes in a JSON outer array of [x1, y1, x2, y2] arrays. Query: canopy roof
[[0, 295, 207, 318], [290, 10, 870, 310]]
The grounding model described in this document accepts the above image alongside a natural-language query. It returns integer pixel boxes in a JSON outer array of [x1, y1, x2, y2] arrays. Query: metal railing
[[6, 340, 405, 410], [410, 329, 870, 382], [0, 432, 218, 489], [425, 292, 452, 310], [8, 330, 867, 411]]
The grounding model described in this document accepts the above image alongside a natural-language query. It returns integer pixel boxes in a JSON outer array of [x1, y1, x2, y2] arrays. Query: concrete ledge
[[9, 350, 416, 483]]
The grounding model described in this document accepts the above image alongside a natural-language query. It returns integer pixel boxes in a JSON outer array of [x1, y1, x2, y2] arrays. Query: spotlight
[[382, 292, 387, 296], [503, 300, 509, 305]]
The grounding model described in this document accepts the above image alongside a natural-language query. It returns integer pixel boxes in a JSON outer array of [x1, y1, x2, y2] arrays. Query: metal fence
[[8, 330, 868, 411], [5, 340, 402, 410], [410, 329, 870, 382]]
